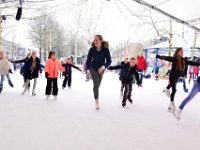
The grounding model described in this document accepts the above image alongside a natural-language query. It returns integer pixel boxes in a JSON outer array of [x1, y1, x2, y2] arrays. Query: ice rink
[[0, 71, 200, 150]]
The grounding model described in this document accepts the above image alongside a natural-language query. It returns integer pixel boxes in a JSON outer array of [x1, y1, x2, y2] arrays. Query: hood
[[91, 41, 109, 49]]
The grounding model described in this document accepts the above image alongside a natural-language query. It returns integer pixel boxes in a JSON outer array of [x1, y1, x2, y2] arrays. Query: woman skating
[[174, 76, 200, 120], [109, 57, 142, 107], [156, 48, 200, 112], [86, 35, 112, 110], [62, 57, 82, 89], [21, 52, 42, 96], [45, 51, 65, 100]]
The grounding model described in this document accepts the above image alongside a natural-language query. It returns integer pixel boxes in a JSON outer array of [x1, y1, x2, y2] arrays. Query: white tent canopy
[[132, 0, 200, 32]]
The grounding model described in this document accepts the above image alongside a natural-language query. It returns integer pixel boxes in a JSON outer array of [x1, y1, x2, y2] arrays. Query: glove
[[8, 69, 13, 74], [45, 72, 49, 78], [156, 55, 161, 59], [108, 66, 113, 70], [137, 84, 143, 87]]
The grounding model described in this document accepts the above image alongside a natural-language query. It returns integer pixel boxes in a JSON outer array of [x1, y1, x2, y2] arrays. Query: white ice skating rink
[[0, 71, 200, 150]]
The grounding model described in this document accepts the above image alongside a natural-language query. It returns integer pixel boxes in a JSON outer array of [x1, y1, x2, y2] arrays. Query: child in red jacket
[[45, 51, 65, 100]]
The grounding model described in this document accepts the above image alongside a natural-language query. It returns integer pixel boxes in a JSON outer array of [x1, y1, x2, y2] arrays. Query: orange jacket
[[45, 58, 65, 78]]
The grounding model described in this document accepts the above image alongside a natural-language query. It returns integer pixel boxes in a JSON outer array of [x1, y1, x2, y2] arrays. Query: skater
[[86, 35, 112, 110], [109, 57, 142, 107], [0, 51, 13, 94], [59, 60, 65, 79], [181, 57, 190, 93], [156, 48, 200, 112], [119, 58, 129, 98], [21, 52, 42, 95], [152, 62, 162, 81], [45, 51, 65, 100], [62, 57, 82, 89], [193, 59, 199, 81], [174, 76, 200, 120], [136, 52, 146, 84]]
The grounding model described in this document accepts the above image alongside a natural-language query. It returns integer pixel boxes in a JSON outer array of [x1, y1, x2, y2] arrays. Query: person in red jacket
[[136, 52, 146, 83], [45, 51, 65, 100]]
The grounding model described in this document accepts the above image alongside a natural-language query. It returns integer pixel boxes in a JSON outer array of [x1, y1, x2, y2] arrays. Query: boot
[[168, 102, 176, 112], [127, 97, 133, 104], [184, 88, 188, 93], [8, 81, 14, 88], [163, 88, 170, 98], [174, 108, 182, 120], [122, 99, 127, 107], [46, 95, 50, 100], [32, 89, 36, 96], [95, 99, 99, 110], [0, 86, 3, 94]]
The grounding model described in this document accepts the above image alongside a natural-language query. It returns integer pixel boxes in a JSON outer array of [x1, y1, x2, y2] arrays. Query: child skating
[[62, 57, 82, 89], [0, 51, 13, 94], [156, 48, 200, 112], [109, 57, 142, 107], [45, 51, 65, 100]]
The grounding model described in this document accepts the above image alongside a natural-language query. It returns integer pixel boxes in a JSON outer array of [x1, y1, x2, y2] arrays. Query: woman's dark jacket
[[109, 63, 141, 84], [22, 57, 42, 78], [86, 41, 112, 71]]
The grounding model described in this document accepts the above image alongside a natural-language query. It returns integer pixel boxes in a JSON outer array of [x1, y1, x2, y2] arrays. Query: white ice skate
[[174, 108, 182, 121], [22, 89, 27, 95], [46, 95, 50, 100], [32, 89, 36, 96], [168, 102, 176, 113], [54, 95, 57, 100], [163, 88, 170, 98], [95, 99, 100, 110], [120, 91, 123, 99]]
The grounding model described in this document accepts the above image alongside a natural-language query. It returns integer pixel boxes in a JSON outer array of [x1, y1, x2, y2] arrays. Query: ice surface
[[0, 71, 200, 150]]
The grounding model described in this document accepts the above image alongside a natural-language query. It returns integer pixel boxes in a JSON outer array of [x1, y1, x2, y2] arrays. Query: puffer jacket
[[136, 55, 146, 70], [0, 58, 11, 75], [45, 58, 65, 78]]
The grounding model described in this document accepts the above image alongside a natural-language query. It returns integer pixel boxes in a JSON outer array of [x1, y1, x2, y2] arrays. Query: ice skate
[[54, 95, 57, 100], [174, 108, 182, 121], [27, 87, 30, 93], [68, 86, 71, 89], [62, 86, 65, 90], [46, 95, 50, 100], [163, 88, 170, 98], [22, 89, 27, 95], [122, 99, 127, 107], [8, 81, 14, 88], [32, 89, 36, 96], [0, 87, 3, 94], [95, 99, 99, 110], [168, 102, 176, 113], [184, 88, 188, 93], [127, 97, 133, 104]]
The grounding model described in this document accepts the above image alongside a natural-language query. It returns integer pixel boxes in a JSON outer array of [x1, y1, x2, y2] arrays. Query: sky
[[0, 0, 196, 50]]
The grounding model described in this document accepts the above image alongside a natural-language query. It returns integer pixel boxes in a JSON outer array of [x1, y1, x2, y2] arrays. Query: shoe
[[127, 97, 133, 104], [184, 88, 188, 93], [174, 108, 182, 120], [163, 88, 170, 98], [54, 95, 57, 100], [168, 102, 176, 112], [122, 99, 127, 107], [62, 86, 65, 90], [22, 89, 27, 95], [120, 91, 123, 99], [0, 87, 3, 94], [32, 89, 36, 96], [95, 99, 99, 110], [46, 95, 50, 100], [8, 81, 14, 88]]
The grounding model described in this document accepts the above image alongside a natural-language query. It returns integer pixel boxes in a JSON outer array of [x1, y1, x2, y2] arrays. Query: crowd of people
[[0, 34, 200, 122]]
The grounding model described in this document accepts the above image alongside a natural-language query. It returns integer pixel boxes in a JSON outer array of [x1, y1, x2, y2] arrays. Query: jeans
[[179, 81, 200, 109], [123, 82, 132, 100], [0, 75, 5, 87], [90, 67, 103, 99], [138, 69, 144, 83]]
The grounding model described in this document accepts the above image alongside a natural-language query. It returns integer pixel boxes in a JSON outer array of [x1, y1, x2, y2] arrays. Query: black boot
[[127, 97, 133, 104], [122, 99, 127, 107], [0, 87, 3, 94], [8, 81, 14, 88]]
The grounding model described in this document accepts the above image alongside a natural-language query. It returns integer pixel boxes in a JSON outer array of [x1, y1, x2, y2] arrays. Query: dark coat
[[22, 57, 42, 78], [109, 62, 141, 84], [12, 57, 29, 64], [86, 41, 112, 71], [63, 63, 81, 75], [156, 55, 200, 79]]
